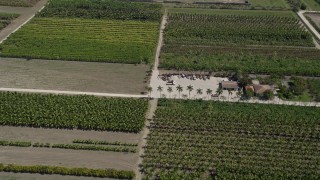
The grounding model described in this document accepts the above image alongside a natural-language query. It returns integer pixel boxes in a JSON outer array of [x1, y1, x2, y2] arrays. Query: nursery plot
[[0, 92, 148, 132], [0, 18, 159, 63], [142, 99, 320, 179]]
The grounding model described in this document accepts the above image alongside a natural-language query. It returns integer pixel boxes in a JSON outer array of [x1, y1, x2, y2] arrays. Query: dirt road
[[0, 0, 48, 43], [298, 11, 320, 44]]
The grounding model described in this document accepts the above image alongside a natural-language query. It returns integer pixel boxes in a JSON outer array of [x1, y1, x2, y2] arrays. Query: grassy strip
[[52, 144, 136, 153], [0, 164, 134, 179], [0, 140, 31, 147], [73, 139, 138, 147]]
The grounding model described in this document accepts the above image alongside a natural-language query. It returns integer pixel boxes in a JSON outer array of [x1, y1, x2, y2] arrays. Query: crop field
[[0, 92, 148, 132], [0, 18, 158, 63], [142, 99, 320, 179], [0, 0, 161, 63], [250, 0, 289, 9], [0, 13, 18, 30], [303, 0, 320, 11], [160, 9, 320, 75], [0, 0, 40, 7]]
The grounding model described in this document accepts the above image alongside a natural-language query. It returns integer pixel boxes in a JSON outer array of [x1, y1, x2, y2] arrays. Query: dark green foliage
[[0, 13, 19, 30], [0, 92, 148, 133], [52, 143, 136, 153], [32, 142, 51, 148], [308, 79, 320, 102], [73, 139, 138, 147], [0, 164, 135, 179], [38, 0, 162, 22], [286, 0, 301, 11], [0, 140, 31, 147], [142, 99, 320, 179], [289, 77, 308, 95]]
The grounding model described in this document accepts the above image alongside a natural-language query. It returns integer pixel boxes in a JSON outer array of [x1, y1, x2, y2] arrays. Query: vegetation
[[0, 140, 31, 147], [0, 92, 148, 133], [165, 12, 313, 47], [38, 0, 162, 22], [73, 139, 138, 147], [302, 0, 320, 10], [0, 13, 19, 30], [52, 143, 136, 153], [160, 45, 320, 75], [305, 14, 320, 34], [142, 99, 320, 179], [0, 164, 135, 179], [0, 0, 39, 7], [0, 18, 158, 63]]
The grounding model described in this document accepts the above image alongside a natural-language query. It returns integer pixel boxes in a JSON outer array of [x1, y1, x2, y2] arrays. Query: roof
[[253, 84, 272, 94], [221, 81, 238, 89], [245, 85, 254, 92]]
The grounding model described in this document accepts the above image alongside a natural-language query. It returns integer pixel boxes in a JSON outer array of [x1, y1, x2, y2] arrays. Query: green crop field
[[250, 0, 290, 9], [0, 13, 19, 30], [142, 99, 320, 179], [0, 0, 161, 63], [159, 8, 320, 75], [0, 0, 39, 7], [0, 92, 148, 133], [0, 18, 158, 63], [303, 0, 320, 11]]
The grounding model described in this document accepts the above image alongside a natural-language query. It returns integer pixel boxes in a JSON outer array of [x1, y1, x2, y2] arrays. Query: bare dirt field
[[0, 172, 113, 180], [0, 58, 149, 94], [0, 126, 141, 144]]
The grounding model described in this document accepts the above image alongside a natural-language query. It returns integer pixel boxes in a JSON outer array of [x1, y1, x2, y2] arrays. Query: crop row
[[0, 92, 148, 133], [0, 164, 134, 179], [0, 18, 158, 63], [0, 13, 19, 30], [73, 139, 138, 147], [38, 0, 162, 22], [165, 13, 313, 46], [142, 99, 320, 179], [160, 45, 320, 76]]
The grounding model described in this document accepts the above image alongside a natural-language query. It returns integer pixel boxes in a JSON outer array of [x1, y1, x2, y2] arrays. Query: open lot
[[0, 58, 149, 94]]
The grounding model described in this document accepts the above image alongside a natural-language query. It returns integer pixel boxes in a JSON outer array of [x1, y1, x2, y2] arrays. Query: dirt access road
[[0, 0, 48, 43]]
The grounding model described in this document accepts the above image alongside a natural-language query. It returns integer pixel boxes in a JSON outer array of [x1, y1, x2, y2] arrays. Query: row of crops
[[142, 99, 320, 179], [0, 13, 19, 30], [0, 18, 158, 63], [0, 0, 161, 63], [160, 45, 320, 75], [160, 9, 320, 75], [0, 92, 148, 133], [38, 0, 162, 22], [0, 0, 39, 7], [165, 13, 313, 46]]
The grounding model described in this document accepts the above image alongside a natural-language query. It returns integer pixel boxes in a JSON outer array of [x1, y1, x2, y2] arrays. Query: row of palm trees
[[146, 85, 233, 99]]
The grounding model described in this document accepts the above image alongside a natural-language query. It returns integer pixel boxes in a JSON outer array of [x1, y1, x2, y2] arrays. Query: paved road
[[0, 0, 48, 43], [0, 88, 148, 98], [298, 11, 320, 43]]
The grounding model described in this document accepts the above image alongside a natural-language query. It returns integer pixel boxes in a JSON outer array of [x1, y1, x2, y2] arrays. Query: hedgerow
[[0, 140, 31, 147], [0, 164, 135, 179], [73, 139, 138, 147], [52, 144, 136, 153]]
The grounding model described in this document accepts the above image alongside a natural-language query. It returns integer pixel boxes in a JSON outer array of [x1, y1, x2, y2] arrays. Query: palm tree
[[216, 87, 223, 100], [206, 88, 213, 99], [196, 88, 203, 99], [157, 86, 163, 98], [167, 87, 173, 98], [146, 86, 152, 99], [176, 85, 183, 98], [228, 89, 232, 101], [186, 85, 194, 99]]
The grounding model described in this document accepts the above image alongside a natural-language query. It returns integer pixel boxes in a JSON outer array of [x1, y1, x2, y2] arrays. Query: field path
[[135, 99, 158, 180], [298, 10, 320, 44], [0, 0, 48, 43], [0, 88, 147, 98]]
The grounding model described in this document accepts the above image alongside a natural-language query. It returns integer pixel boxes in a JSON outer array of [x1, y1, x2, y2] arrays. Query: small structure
[[253, 84, 272, 94], [245, 85, 254, 92], [221, 81, 239, 91]]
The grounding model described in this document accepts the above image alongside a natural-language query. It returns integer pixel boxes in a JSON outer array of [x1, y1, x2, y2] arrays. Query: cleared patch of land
[[0, 58, 149, 94], [0, 147, 137, 170], [0, 172, 112, 180], [0, 0, 40, 7], [305, 12, 320, 33]]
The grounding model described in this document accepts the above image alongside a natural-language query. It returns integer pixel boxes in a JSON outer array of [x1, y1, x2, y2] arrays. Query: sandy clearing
[[0, 147, 137, 171], [0, 126, 141, 144]]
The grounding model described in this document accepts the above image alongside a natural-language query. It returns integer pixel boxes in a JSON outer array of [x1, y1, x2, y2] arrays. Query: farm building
[[253, 84, 273, 94], [221, 81, 239, 91]]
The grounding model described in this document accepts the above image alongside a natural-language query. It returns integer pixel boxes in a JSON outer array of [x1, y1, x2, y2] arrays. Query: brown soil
[[0, 172, 114, 180]]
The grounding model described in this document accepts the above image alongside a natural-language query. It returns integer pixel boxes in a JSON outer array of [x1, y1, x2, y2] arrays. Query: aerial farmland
[[0, 0, 319, 179]]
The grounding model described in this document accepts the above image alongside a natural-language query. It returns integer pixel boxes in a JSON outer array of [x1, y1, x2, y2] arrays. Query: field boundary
[[298, 10, 320, 42], [0, 88, 147, 98]]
